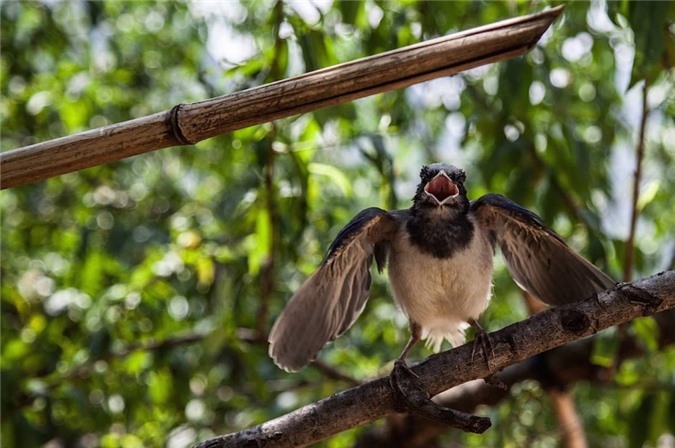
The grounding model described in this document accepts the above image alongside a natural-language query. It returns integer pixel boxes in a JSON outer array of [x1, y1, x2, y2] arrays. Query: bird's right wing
[[268, 208, 400, 372], [471, 194, 615, 306]]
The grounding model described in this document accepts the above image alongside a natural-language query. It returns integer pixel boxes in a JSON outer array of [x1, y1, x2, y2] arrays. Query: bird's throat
[[406, 212, 474, 259]]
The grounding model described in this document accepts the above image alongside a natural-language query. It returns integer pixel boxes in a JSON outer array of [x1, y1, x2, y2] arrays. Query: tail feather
[[423, 321, 469, 353]]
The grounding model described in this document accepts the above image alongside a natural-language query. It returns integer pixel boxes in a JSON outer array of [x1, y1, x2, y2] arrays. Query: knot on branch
[[559, 308, 590, 334], [617, 283, 662, 315]]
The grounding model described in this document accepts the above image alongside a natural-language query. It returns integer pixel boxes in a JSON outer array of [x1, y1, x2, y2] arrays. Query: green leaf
[[631, 316, 659, 353], [308, 162, 353, 197], [339, 1, 364, 26], [626, 2, 673, 88], [637, 179, 660, 211], [123, 351, 152, 375], [247, 206, 269, 276], [628, 392, 653, 447], [80, 251, 105, 296], [590, 327, 620, 368], [147, 370, 172, 405]]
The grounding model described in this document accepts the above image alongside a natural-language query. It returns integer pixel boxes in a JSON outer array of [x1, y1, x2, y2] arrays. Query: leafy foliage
[[1, 1, 673, 447]]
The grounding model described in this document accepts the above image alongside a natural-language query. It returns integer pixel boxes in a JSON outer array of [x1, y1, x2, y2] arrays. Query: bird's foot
[[389, 359, 422, 414], [470, 321, 495, 371], [468, 321, 508, 389], [389, 359, 492, 434]]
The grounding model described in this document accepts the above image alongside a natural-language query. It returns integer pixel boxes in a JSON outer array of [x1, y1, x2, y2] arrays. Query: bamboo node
[[169, 104, 194, 145]]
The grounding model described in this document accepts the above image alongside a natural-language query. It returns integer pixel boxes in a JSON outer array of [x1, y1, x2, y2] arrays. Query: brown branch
[[194, 271, 674, 448], [0, 6, 564, 189], [549, 389, 587, 448], [256, 1, 285, 340], [623, 81, 651, 282], [355, 307, 675, 447]]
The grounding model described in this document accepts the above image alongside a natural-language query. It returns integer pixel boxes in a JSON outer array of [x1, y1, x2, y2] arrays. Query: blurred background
[[1, 1, 673, 447]]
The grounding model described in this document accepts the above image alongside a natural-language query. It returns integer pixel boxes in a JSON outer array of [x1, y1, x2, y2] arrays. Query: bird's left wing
[[269, 207, 400, 372], [471, 194, 615, 306]]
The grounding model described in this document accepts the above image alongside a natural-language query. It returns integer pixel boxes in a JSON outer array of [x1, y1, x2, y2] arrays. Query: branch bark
[[194, 271, 675, 448], [353, 307, 675, 447], [0, 6, 564, 189]]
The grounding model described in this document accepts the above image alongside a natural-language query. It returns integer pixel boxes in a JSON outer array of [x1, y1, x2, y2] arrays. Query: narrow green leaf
[[627, 2, 672, 87], [591, 327, 620, 368], [308, 163, 353, 197]]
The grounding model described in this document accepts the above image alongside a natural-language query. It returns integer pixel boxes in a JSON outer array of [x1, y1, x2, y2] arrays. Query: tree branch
[[353, 307, 675, 447], [194, 271, 674, 448]]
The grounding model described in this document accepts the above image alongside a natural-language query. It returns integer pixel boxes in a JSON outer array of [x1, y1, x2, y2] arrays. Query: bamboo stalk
[[0, 6, 563, 189]]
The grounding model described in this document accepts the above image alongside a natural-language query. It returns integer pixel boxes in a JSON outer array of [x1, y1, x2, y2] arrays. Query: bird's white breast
[[387, 223, 494, 351]]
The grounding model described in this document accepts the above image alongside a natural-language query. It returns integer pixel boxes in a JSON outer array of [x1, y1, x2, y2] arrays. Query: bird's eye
[[456, 170, 466, 184]]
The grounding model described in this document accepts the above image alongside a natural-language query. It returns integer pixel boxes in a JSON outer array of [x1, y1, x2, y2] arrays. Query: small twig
[[238, 327, 361, 386], [624, 80, 651, 282], [37, 332, 207, 387], [311, 360, 361, 388], [256, 1, 285, 340]]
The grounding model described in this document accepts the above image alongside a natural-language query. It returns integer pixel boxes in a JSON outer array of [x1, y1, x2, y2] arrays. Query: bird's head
[[413, 163, 469, 216]]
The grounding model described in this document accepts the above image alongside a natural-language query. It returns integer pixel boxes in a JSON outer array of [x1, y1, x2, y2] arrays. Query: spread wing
[[268, 207, 400, 372], [471, 194, 615, 306]]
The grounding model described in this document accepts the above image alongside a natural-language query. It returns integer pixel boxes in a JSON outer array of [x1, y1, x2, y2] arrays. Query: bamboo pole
[[0, 6, 563, 189]]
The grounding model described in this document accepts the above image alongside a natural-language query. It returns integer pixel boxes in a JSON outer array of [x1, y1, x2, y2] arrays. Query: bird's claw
[[468, 322, 508, 389], [389, 360, 492, 434], [389, 359, 424, 413], [470, 323, 496, 371]]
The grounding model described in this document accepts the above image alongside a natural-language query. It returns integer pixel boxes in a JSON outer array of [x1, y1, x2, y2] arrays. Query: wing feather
[[471, 194, 615, 306], [268, 208, 399, 372]]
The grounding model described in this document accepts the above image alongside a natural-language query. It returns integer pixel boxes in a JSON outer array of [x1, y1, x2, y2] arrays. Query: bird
[[268, 163, 615, 378]]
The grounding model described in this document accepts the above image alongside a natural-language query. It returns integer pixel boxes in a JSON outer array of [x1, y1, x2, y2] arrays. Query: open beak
[[424, 171, 459, 205]]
